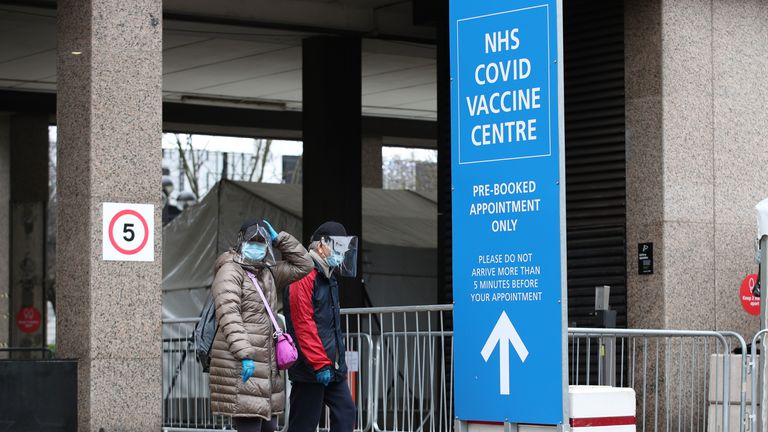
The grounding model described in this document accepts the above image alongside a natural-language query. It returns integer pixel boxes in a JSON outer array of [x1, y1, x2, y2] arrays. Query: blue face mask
[[326, 251, 344, 268], [242, 242, 267, 262]]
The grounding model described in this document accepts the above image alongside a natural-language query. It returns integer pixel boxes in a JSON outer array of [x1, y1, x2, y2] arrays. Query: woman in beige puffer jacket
[[209, 219, 312, 432]]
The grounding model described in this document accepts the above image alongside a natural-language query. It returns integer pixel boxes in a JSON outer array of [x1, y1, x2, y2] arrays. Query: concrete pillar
[[10, 115, 49, 203], [362, 135, 383, 188], [302, 36, 364, 307], [626, 0, 768, 336], [9, 114, 49, 352], [0, 116, 9, 353], [56, 0, 162, 430]]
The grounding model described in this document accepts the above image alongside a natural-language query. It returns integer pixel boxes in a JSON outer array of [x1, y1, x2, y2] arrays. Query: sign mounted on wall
[[102, 203, 154, 262], [450, 0, 567, 426], [638, 243, 653, 275], [740, 274, 760, 316], [16, 306, 42, 334]]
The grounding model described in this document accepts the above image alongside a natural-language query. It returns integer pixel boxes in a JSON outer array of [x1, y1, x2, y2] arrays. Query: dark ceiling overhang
[[0, 90, 437, 147]]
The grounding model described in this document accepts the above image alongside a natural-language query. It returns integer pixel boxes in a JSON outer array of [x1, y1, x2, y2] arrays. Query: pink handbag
[[246, 271, 299, 370]]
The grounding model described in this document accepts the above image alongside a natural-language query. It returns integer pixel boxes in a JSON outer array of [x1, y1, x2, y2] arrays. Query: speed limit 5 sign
[[102, 203, 154, 261]]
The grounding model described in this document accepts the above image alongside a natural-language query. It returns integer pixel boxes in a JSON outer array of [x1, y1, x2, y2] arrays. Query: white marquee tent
[[162, 180, 438, 319]]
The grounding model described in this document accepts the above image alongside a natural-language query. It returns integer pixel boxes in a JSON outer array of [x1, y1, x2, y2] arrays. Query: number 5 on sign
[[102, 203, 154, 262]]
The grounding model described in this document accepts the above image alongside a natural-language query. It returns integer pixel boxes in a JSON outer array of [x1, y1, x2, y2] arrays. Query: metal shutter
[[563, 0, 627, 327]]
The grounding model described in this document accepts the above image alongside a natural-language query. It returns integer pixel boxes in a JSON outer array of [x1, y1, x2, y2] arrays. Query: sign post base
[[456, 420, 565, 432]]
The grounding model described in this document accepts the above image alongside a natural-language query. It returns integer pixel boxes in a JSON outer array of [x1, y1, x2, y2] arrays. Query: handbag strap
[[245, 271, 283, 336]]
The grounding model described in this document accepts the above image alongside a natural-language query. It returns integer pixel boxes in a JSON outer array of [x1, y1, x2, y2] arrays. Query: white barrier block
[[570, 386, 636, 432], [573, 426, 635, 432], [463, 387, 636, 432], [707, 403, 754, 432], [708, 354, 755, 404], [467, 423, 557, 432]]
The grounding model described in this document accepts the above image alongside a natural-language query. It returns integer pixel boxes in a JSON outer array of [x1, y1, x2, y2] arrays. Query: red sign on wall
[[15, 306, 42, 334], [740, 274, 760, 316]]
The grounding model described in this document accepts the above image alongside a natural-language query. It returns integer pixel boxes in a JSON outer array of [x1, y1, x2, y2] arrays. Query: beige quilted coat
[[209, 231, 312, 419]]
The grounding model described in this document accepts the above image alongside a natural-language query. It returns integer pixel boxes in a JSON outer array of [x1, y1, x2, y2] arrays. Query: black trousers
[[287, 380, 356, 432], [234, 416, 277, 432]]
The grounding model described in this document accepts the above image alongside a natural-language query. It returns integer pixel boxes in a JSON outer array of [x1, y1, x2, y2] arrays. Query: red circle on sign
[[16, 307, 42, 334], [108, 209, 149, 255], [740, 274, 760, 316]]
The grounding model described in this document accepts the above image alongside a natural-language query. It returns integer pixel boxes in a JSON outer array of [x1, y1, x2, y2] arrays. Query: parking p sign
[[102, 203, 154, 261]]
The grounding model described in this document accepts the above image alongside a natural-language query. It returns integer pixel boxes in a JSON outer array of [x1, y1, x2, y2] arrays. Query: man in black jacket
[[284, 221, 356, 432]]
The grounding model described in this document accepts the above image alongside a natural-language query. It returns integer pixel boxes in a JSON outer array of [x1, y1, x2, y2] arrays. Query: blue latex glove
[[241, 359, 255, 382], [262, 220, 279, 245], [315, 367, 332, 386]]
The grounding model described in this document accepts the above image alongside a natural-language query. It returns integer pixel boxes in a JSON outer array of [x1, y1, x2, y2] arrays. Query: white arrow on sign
[[481, 311, 529, 395]]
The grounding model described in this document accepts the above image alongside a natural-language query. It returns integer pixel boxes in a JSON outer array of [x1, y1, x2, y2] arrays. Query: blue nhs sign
[[450, 0, 568, 426], [457, 5, 552, 164]]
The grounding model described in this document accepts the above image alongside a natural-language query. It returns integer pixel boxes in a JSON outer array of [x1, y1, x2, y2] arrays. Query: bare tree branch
[[175, 133, 200, 199], [384, 156, 438, 191], [256, 139, 272, 183], [248, 139, 264, 182]]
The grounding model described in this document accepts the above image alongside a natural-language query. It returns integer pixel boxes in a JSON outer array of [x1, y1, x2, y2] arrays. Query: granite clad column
[[302, 36, 364, 307], [57, 0, 162, 430], [625, 4, 768, 429], [625, 0, 666, 331], [626, 0, 768, 335]]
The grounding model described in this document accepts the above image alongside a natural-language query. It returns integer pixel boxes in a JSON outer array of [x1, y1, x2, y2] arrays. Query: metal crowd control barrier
[[570, 328, 747, 432], [163, 306, 749, 432], [750, 329, 768, 432], [163, 318, 234, 431], [720, 331, 749, 432], [340, 305, 454, 432], [284, 332, 375, 432], [162, 318, 376, 432]]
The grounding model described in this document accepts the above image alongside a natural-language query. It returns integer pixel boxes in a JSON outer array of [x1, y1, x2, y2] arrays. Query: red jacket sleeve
[[289, 269, 332, 371]]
